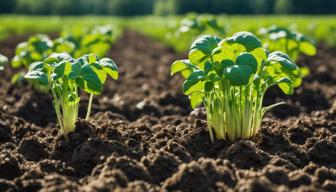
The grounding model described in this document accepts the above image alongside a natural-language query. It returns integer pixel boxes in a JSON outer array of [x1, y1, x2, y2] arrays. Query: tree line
[[1, 0, 335, 16]]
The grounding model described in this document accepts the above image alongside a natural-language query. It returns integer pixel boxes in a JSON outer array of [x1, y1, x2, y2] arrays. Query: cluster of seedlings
[[0, 23, 317, 142]]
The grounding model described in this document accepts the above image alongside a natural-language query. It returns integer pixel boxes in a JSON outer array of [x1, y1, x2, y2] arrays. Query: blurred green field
[[1, 15, 336, 52]]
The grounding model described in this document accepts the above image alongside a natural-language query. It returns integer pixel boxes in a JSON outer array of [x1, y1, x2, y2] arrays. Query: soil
[[0, 30, 336, 192]]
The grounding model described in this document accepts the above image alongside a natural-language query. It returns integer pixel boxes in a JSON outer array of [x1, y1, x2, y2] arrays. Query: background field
[[1, 15, 336, 51]]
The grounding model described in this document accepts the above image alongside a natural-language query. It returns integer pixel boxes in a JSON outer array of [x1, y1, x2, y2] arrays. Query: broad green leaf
[[68, 61, 81, 79], [44, 53, 72, 65], [299, 41, 316, 56], [213, 60, 234, 75], [226, 31, 262, 51], [250, 47, 267, 64], [171, 59, 193, 75], [91, 63, 107, 84], [189, 35, 221, 65], [183, 70, 205, 94], [224, 65, 253, 86], [25, 70, 48, 85], [204, 81, 214, 92], [184, 80, 205, 95], [212, 45, 236, 62], [88, 53, 98, 63], [235, 52, 258, 73], [190, 35, 221, 55], [223, 53, 258, 86], [189, 92, 203, 109], [29, 62, 44, 71], [100, 58, 119, 79], [276, 77, 293, 95], [267, 51, 298, 71], [52, 61, 72, 80], [80, 64, 103, 94]]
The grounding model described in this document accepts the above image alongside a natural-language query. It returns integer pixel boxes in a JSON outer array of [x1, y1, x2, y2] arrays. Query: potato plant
[[259, 25, 316, 61], [11, 25, 116, 85], [171, 32, 302, 141], [0, 53, 8, 70], [25, 53, 118, 137], [12, 34, 54, 68], [60, 25, 115, 58], [177, 14, 224, 36]]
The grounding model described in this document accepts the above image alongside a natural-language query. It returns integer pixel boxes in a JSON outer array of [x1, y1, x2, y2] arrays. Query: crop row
[[0, 15, 320, 141]]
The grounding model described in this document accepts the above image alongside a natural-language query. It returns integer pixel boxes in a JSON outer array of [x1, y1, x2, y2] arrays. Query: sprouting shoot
[[171, 32, 302, 141], [25, 53, 118, 137]]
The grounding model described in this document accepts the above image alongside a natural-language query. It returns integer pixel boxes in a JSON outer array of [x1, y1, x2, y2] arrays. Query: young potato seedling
[[25, 53, 118, 137], [259, 25, 316, 80], [60, 25, 115, 58], [0, 53, 8, 70], [178, 14, 224, 36], [171, 32, 302, 141], [11, 25, 116, 85], [12, 34, 54, 69], [259, 25, 316, 61]]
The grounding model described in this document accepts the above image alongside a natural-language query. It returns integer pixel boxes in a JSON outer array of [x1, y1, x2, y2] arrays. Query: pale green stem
[[85, 93, 93, 120]]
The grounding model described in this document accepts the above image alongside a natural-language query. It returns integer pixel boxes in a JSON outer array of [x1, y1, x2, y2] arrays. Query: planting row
[[0, 22, 317, 141]]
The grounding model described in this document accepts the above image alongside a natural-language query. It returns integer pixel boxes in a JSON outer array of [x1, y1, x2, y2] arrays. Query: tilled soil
[[0, 30, 336, 192]]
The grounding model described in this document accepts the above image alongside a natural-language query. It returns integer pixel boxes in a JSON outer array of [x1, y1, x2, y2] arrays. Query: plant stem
[[85, 93, 93, 120]]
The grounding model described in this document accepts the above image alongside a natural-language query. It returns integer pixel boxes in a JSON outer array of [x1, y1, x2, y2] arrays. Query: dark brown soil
[[0, 30, 336, 192]]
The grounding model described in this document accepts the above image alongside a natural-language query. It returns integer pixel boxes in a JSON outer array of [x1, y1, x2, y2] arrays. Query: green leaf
[[44, 53, 72, 66], [189, 35, 221, 65], [29, 62, 44, 71], [236, 52, 258, 73], [100, 58, 118, 80], [223, 53, 258, 86], [299, 41, 316, 56], [189, 92, 203, 109], [204, 81, 214, 92], [80, 64, 103, 94], [276, 77, 294, 95], [25, 70, 48, 85], [52, 61, 71, 80], [250, 47, 267, 64], [171, 59, 193, 76], [68, 61, 81, 79], [88, 53, 98, 63], [183, 70, 205, 94], [226, 31, 262, 51], [91, 63, 107, 84], [267, 51, 298, 71]]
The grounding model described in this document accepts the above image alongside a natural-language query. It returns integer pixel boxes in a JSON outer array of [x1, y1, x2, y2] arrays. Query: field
[[1, 15, 336, 191]]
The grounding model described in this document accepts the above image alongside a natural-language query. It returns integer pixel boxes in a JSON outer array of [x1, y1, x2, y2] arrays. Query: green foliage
[[12, 34, 53, 68], [171, 32, 301, 141], [259, 25, 316, 79], [0, 54, 8, 70], [11, 25, 117, 85], [259, 25, 317, 61], [176, 14, 224, 39], [25, 53, 118, 137], [60, 25, 115, 58], [165, 14, 225, 52]]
